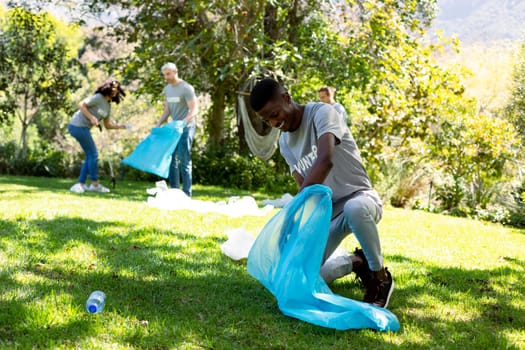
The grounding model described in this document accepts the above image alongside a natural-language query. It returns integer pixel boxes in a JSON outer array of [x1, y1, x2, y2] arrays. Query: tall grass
[[0, 175, 524, 349]]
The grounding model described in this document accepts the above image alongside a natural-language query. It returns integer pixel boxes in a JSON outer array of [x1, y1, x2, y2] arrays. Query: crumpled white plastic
[[145, 181, 274, 217], [262, 193, 294, 208], [220, 228, 256, 260]]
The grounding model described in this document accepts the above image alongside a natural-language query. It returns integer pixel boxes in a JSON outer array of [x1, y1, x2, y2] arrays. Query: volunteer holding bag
[[156, 63, 199, 197]]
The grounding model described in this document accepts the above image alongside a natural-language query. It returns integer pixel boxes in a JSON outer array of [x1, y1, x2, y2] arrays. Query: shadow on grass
[[1, 209, 524, 348], [0, 215, 301, 348], [387, 253, 524, 349]]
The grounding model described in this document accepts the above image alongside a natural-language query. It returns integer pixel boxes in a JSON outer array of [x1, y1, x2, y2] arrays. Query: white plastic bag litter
[[220, 228, 256, 260], [146, 188, 274, 217], [262, 193, 294, 208], [146, 180, 169, 195]]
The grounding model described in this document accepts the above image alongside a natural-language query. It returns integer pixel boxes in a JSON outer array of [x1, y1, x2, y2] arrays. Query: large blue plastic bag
[[247, 184, 400, 332], [122, 120, 184, 178]]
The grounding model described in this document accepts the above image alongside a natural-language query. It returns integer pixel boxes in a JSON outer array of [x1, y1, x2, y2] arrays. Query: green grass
[[0, 175, 524, 349]]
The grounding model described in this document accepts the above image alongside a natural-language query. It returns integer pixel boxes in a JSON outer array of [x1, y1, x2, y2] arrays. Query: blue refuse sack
[[247, 184, 400, 332], [122, 120, 184, 178]]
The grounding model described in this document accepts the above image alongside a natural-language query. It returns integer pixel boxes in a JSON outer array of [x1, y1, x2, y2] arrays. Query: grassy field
[[0, 175, 524, 349]]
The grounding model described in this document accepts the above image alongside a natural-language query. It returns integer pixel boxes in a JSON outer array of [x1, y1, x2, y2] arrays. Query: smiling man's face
[[255, 91, 297, 132]]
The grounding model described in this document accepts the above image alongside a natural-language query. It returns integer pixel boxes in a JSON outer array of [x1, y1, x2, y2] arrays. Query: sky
[[0, 0, 118, 26], [3, 0, 519, 44]]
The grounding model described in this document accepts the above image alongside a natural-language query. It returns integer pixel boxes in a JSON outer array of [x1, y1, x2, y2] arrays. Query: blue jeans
[[68, 124, 99, 183], [324, 192, 384, 271], [169, 123, 195, 196]]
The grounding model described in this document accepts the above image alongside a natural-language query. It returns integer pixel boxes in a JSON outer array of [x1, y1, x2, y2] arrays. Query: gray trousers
[[322, 192, 384, 272]]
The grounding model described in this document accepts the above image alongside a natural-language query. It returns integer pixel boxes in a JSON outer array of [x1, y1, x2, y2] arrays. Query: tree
[[506, 40, 525, 143], [80, 0, 328, 149], [37, 0, 436, 155], [0, 7, 81, 157], [303, 1, 452, 172]]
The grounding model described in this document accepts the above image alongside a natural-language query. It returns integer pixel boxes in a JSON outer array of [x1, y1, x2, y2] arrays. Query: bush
[[497, 179, 525, 227], [0, 141, 17, 174], [370, 154, 431, 209], [0, 137, 297, 195], [193, 147, 296, 194], [0, 141, 76, 177]]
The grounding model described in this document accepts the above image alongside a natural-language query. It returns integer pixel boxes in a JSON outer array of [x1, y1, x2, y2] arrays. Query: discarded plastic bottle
[[85, 291, 106, 314]]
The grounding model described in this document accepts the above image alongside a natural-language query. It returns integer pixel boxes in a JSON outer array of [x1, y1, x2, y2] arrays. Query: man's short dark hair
[[249, 78, 282, 112], [318, 86, 330, 94]]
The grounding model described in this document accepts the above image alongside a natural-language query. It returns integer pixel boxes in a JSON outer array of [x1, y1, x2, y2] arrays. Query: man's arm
[[183, 98, 198, 124], [297, 132, 336, 192], [292, 171, 304, 187], [155, 101, 170, 127]]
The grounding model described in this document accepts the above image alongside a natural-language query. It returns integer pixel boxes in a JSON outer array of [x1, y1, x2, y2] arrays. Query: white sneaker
[[87, 184, 110, 193], [70, 183, 86, 194]]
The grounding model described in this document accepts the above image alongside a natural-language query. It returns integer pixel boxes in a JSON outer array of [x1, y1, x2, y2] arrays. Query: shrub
[[496, 178, 525, 227], [193, 147, 296, 194], [0, 141, 17, 174], [0, 141, 75, 177]]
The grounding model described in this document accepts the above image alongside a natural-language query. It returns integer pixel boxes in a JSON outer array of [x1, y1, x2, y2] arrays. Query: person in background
[[155, 62, 198, 197], [318, 86, 349, 123], [250, 78, 394, 308], [68, 79, 127, 194]]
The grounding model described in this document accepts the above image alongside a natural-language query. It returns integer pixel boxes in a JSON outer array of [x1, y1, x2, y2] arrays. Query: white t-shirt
[[279, 102, 381, 216]]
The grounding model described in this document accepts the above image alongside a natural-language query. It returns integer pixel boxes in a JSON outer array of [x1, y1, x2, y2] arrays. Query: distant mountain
[[432, 0, 525, 44]]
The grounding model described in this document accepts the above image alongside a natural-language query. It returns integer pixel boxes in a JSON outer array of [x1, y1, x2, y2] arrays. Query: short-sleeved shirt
[[332, 103, 348, 123], [279, 102, 381, 216], [69, 93, 110, 128], [164, 80, 197, 126]]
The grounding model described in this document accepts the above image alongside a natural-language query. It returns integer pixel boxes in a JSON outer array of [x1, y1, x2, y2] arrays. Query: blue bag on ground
[[247, 184, 400, 332], [122, 120, 184, 178]]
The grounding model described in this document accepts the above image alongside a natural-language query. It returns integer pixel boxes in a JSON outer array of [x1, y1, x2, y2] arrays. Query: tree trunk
[[237, 106, 249, 155], [264, 3, 279, 44], [207, 88, 226, 148], [19, 122, 28, 158], [19, 93, 29, 158], [288, 0, 301, 44]]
